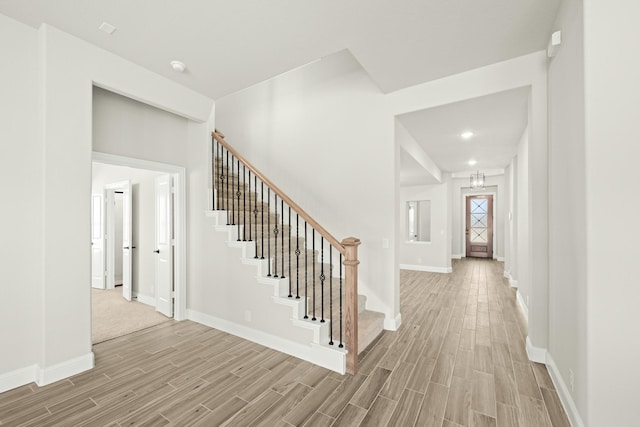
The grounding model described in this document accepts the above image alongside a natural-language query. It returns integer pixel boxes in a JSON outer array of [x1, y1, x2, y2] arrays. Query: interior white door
[[122, 183, 133, 301], [91, 193, 105, 289], [155, 174, 173, 317]]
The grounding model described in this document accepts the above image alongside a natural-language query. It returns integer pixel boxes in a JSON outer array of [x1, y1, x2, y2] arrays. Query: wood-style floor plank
[[0, 259, 571, 427]]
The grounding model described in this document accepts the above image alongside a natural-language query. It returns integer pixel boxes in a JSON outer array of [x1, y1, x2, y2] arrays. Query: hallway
[[0, 260, 570, 426]]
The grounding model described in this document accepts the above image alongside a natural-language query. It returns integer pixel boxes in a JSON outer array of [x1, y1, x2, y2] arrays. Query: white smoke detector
[[170, 60, 187, 73], [98, 22, 117, 35]]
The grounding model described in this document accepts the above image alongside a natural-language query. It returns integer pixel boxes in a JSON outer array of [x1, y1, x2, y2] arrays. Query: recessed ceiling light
[[98, 22, 117, 35], [170, 60, 187, 73], [468, 159, 477, 166], [461, 131, 474, 140]]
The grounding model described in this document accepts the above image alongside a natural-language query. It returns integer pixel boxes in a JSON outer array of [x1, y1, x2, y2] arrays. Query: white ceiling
[[399, 147, 441, 186], [397, 86, 530, 177], [0, 0, 559, 99]]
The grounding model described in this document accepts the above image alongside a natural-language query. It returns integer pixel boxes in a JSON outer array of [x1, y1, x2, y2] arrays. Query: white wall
[[515, 131, 530, 307], [91, 162, 165, 299], [92, 87, 191, 167], [584, 1, 640, 425], [399, 184, 451, 272], [547, 0, 588, 423], [0, 17, 213, 391], [504, 159, 518, 281], [215, 50, 398, 327], [0, 13, 42, 384]]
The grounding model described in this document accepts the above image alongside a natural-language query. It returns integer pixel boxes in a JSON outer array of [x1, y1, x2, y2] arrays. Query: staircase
[[209, 131, 384, 374]]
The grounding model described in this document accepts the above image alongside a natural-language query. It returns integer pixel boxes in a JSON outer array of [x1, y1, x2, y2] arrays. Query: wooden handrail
[[213, 130, 346, 255]]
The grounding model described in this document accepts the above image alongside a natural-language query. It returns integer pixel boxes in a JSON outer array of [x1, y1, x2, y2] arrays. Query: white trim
[[496, 256, 505, 262], [0, 365, 38, 393], [509, 278, 518, 288], [525, 336, 546, 364], [452, 253, 463, 260], [187, 309, 346, 374], [503, 270, 512, 280], [133, 292, 156, 307], [384, 313, 402, 331], [399, 264, 452, 273], [516, 289, 528, 320], [546, 353, 586, 427], [36, 352, 94, 387], [92, 152, 187, 320]]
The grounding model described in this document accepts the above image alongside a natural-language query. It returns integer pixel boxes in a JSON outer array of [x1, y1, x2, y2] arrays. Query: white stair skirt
[[196, 210, 350, 373]]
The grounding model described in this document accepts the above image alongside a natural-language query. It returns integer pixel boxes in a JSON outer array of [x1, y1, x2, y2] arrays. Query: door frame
[[461, 189, 497, 259], [92, 152, 187, 320]]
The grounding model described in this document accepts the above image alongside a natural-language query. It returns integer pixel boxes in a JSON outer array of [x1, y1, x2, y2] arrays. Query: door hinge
[[171, 291, 176, 298]]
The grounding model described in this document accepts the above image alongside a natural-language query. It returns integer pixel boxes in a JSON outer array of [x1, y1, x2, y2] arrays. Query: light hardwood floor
[[0, 259, 571, 426]]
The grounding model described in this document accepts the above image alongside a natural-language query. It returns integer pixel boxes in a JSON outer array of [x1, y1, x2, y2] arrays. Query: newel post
[[342, 237, 361, 374]]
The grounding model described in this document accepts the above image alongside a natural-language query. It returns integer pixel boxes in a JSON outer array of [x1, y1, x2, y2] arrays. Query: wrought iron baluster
[[312, 230, 316, 321], [288, 207, 291, 287], [226, 150, 230, 225], [253, 175, 258, 257], [231, 155, 236, 226], [281, 199, 285, 279], [267, 188, 271, 276], [243, 165, 247, 241], [295, 214, 300, 299], [339, 253, 343, 348], [213, 140, 217, 210], [274, 194, 279, 278], [320, 237, 325, 323], [236, 159, 241, 241], [304, 222, 308, 319], [329, 246, 333, 345], [261, 182, 264, 259]]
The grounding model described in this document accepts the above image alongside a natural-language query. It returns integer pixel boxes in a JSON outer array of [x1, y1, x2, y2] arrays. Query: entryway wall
[[399, 182, 452, 272], [92, 163, 165, 302]]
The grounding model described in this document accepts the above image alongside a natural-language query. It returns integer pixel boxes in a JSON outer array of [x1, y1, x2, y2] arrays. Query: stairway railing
[[212, 130, 360, 374]]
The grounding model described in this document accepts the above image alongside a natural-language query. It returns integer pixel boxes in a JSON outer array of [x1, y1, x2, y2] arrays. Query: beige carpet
[[92, 288, 172, 344]]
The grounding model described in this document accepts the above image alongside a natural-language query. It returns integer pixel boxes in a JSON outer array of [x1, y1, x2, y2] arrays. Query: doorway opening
[[90, 153, 186, 343]]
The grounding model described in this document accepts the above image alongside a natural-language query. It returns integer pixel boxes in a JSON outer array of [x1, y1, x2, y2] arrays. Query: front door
[[466, 195, 493, 258]]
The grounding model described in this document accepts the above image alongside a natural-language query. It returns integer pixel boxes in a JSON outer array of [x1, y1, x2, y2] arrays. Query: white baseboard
[[509, 278, 518, 288], [133, 292, 155, 307], [187, 309, 345, 374], [0, 364, 37, 393], [546, 353, 585, 427], [525, 336, 546, 364], [36, 352, 95, 387], [516, 290, 528, 322], [384, 313, 402, 331], [503, 270, 512, 280], [452, 254, 463, 260], [399, 264, 452, 273], [0, 352, 95, 393], [496, 256, 505, 262]]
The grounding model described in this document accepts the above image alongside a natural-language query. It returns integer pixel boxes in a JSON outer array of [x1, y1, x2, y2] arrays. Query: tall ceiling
[[397, 87, 530, 176], [0, 0, 560, 99]]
